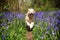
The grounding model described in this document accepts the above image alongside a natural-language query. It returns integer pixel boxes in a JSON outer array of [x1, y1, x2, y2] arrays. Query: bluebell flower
[[2, 34, 6, 40], [47, 26, 51, 30], [1, 22, 7, 26], [15, 13, 24, 19], [8, 18, 12, 22], [47, 17, 50, 21], [56, 20, 60, 23], [54, 27, 59, 31]]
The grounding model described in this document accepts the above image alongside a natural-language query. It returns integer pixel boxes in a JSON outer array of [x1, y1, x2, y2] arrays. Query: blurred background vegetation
[[0, 0, 60, 13]]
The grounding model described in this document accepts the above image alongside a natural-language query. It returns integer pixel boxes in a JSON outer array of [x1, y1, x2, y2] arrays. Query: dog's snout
[[31, 13, 33, 14], [30, 13, 34, 15]]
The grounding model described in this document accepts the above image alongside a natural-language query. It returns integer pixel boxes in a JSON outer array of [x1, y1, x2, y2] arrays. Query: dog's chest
[[28, 17, 33, 24], [25, 15, 34, 24]]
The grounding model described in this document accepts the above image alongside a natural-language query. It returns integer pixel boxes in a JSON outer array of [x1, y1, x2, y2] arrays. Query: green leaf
[[19, 27, 22, 32], [10, 30, 15, 39], [0, 13, 3, 16]]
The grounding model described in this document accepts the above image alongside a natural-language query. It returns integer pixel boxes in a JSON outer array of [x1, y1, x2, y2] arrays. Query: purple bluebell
[[1, 22, 7, 26], [47, 26, 51, 30], [2, 34, 6, 40], [15, 12, 25, 19], [54, 27, 59, 30]]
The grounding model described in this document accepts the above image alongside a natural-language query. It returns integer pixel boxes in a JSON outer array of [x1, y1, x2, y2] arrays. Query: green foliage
[[1, 0, 60, 12], [10, 30, 15, 40], [3, 3, 9, 11], [32, 21, 58, 40], [3, 19, 27, 40], [0, 15, 59, 40], [31, 0, 59, 12]]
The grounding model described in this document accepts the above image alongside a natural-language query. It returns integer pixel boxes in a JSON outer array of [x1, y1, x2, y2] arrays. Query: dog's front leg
[[30, 22, 34, 29]]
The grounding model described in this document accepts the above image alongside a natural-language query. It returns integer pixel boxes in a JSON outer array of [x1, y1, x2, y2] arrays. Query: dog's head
[[27, 8, 35, 18], [27, 8, 35, 14]]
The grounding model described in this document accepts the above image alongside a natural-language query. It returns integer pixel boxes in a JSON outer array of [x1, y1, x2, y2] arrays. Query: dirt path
[[26, 31, 33, 40]]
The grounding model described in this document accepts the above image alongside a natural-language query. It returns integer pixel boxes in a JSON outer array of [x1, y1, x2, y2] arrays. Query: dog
[[25, 8, 35, 31]]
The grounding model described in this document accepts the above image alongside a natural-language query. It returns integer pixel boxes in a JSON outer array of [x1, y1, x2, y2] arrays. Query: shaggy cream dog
[[25, 8, 35, 31]]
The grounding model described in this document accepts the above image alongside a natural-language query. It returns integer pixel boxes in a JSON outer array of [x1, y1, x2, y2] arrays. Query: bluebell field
[[0, 10, 60, 40]]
